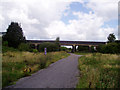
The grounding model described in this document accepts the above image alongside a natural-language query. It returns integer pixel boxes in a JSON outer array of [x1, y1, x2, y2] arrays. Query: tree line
[[77, 33, 120, 54]]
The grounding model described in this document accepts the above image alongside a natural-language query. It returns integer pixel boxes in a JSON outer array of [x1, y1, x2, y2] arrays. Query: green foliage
[[2, 41, 8, 46], [77, 53, 120, 88], [38, 42, 59, 52], [107, 33, 116, 43], [2, 51, 69, 87], [2, 46, 18, 53], [55, 37, 60, 51], [3, 22, 26, 48], [55, 37, 60, 43], [18, 43, 30, 51], [98, 43, 120, 54], [77, 45, 89, 52], [91, 46, 97, 53], [60, 47, 68, 51], [32, 49, 38, 53]]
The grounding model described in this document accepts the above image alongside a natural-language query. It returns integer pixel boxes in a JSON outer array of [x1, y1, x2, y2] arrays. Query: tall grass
[[2, 51, 69, 87], [77, 53, 120, 88]]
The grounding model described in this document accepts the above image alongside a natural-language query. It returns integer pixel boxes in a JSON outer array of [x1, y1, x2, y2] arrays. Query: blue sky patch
[[102, 19, 118, 28], [61, 2, 92, 24]]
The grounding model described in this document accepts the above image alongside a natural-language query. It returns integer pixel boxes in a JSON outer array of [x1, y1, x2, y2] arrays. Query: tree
[[55, 37, 60, 51], [18, 43, 30, 51], [107, 33, 116, 43], [77, 45, 89, 52], [38, 42, 58, 52], [3, 22, 26, 48], [97, 43, 120, 54]]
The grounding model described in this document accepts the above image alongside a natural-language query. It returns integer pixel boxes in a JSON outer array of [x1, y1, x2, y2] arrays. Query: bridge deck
[[27, 40, 106, 46]]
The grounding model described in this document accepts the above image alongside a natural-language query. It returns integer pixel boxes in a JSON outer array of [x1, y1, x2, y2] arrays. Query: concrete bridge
[[26, 40, 106, 52]]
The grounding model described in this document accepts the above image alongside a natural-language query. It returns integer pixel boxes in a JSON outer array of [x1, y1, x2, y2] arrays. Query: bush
[[60, 47, 68, 51], [2, 41, 8, 46], [2, 46, 18, 53], [77, 45, 89, 52], [91, 46, 96, 53], [32, 49, 38, 53], [98, 42, 120, 54], [38, 42, 59, 52], [18, 43, 30, 51]]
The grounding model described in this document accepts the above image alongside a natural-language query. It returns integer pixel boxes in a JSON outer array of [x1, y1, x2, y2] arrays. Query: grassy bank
[[2, 51, 69, 87], [77, 53, 120, 88]]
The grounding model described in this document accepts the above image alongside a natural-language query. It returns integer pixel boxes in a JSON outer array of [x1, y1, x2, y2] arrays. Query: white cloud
[[1, 0, 118, 41], [45, 11, 116, 41], [86, 0, 119, 21]]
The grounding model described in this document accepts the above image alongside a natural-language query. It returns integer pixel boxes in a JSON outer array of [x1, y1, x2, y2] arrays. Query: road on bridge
[[8, 54, 82, 88]]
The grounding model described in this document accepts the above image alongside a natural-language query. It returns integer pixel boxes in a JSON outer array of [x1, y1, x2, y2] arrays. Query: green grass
[[77, 53, 120, 88], [2, 51, 70, 87], [75, 52, 91, 55]]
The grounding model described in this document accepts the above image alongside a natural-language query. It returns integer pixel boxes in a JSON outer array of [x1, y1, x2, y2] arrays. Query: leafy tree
[[18, 43, 30, 51], [60, 46, 68, 51], [38, 42, 58, 52], [107, 33, 116, 43], [3, 22, 26, 48], [55, 37, 60, 51], [97, 43, 120, 54], [56, 37, 60, 43], [77, 45, 89, 52]]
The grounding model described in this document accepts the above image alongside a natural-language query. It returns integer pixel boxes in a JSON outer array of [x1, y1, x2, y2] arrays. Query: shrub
[[77, 45, 89, 52], [98, 42, 120, 54], [18, 43, 30, 51], [60, 47, 68, 51], [38, 42, 58, 52], [32, 49, 38, 53], [2, 41, 8, 46], [2, 46, 18, 53]]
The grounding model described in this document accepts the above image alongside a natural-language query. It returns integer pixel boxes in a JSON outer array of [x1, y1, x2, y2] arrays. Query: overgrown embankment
[[77, 53, 120, 88], [2, 51, 69, 87]]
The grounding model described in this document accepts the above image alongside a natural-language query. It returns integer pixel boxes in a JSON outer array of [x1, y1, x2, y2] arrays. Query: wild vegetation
[[1, 22, 120, 89], [1, 22, 70, 88], [2, 51, 69, 87], [97, 42, 120, 54], [77, 53, 120, 88], [2, 22, 25, 48]]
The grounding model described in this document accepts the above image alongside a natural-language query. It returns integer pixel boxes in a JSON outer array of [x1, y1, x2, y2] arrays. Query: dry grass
[[77, 53, 120, 88], [2, 51, 69, 87]]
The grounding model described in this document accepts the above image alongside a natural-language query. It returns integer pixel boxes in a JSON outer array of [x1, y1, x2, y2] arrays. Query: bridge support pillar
[[94, 46, 97, 51], [89, 45, 92, 52], [72, 45, 76, 53], [35, 44, 38, 50]]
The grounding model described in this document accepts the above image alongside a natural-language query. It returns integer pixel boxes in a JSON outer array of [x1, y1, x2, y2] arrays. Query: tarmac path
[[10, 54, 82, 88]]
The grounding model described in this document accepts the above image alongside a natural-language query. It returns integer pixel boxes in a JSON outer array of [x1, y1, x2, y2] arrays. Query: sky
[[0, 0, 119, 41]]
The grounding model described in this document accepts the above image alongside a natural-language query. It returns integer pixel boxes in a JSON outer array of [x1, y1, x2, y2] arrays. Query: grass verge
[[75, 52, 91, 55], [2, 51, 69, 87], [77, 53, 120, 88]]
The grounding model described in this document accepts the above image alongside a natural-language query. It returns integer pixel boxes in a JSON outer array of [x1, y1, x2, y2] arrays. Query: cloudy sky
[[0, 0, 119, 41]]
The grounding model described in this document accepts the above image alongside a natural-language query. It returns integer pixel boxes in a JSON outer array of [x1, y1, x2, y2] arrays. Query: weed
[[77, 53, 120, 88], [2, 51, 69, 87]]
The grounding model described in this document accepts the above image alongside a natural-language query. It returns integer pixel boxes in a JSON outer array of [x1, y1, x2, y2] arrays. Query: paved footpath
[[10, 54, 82, 88]]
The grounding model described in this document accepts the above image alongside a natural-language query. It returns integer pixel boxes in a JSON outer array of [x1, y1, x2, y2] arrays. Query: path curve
[[10, 54, 82, 88]]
